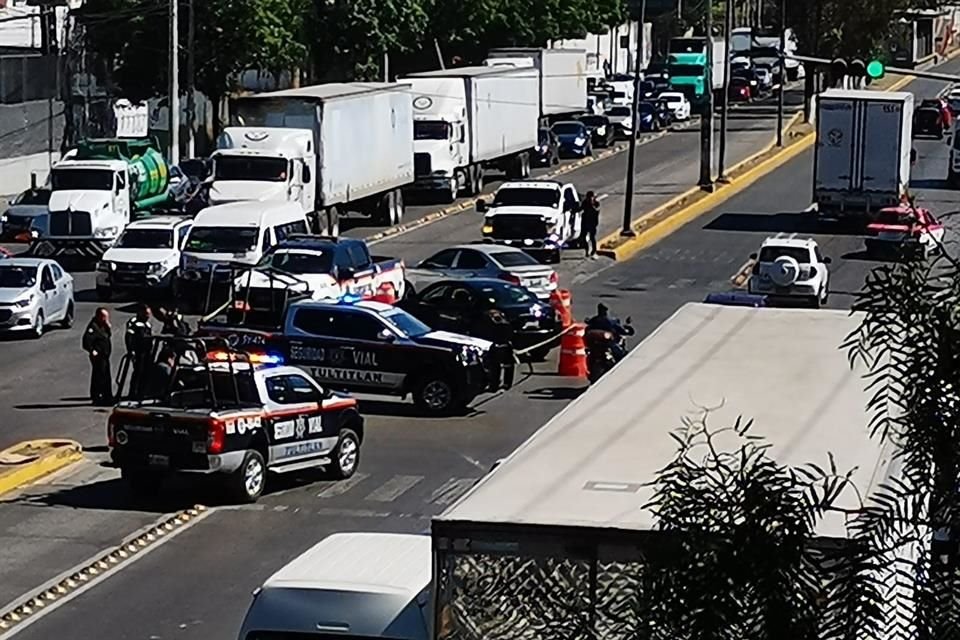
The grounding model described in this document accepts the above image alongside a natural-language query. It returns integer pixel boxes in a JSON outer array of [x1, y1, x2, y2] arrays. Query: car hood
[[208, 181, 287, 204], [0, 286, 34, 304], [488, 205, 558, 217], [102, 247, 178, 264], [5, 205, 48, 218], [48, 190, 111, 214], [417, 330, 492, 351]]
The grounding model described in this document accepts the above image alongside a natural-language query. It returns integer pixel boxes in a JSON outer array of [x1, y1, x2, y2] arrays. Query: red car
[[865, 205, 945, 258], [729, 77, 751, 102]]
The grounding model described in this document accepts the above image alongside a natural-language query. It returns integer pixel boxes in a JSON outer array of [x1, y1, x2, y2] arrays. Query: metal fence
[[0, 54, 57, 104]]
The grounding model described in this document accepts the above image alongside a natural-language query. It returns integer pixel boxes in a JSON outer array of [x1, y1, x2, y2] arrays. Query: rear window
[[167, 368, 261, 409], [758, 246, 811, 264], [490, 250, 539, 267]]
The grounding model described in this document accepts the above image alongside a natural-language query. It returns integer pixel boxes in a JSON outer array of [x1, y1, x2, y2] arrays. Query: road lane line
[[429, 478, 479, 506], [364, 475, 423, 502], [316, 472, 369, 498]]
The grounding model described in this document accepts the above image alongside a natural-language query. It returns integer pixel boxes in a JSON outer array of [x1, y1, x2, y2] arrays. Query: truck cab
[[408, 78, 472, 201], [209, 127, 316, 215], [477, 180, 582, 263]]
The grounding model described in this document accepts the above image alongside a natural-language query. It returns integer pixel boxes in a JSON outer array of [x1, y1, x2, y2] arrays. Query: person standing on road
[[125, 304, 153, 397], [581, 191, 601, 259], [475, 308, 515, 390], [82, 307, 113, 406]]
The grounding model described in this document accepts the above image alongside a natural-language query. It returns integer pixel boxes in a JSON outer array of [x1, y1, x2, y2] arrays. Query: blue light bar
[[338, 293, 364, 304]]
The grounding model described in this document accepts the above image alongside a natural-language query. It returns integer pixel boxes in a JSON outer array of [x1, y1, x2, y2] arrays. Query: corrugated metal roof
[[436, 303, 896, 540]]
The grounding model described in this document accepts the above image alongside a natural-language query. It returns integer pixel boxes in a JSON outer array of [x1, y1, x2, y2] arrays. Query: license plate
[[147, 454, 169, 467], [192, 442, 206, 453]]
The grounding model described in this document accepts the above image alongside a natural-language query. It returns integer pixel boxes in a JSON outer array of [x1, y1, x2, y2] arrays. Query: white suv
[[96, 216, 193, 300], [747, 234, 831, 308]]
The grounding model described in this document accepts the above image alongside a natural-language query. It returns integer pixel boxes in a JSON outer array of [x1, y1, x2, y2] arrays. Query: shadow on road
[[704, 211, 865, 236]]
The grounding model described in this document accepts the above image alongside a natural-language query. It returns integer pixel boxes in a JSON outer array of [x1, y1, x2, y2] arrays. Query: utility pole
[[717, 0, 733, 182], [621, 0, 647, 236], [185, 0, 195, 158], [169, 0, 180, 165], [776, 0, 785, 146], [39, 3, 55, 168], [698, 0, 715, 192]]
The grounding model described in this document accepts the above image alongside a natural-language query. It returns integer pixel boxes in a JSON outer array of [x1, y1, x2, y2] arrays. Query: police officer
[[476, 308, 515, 390], [82, 307, 113, 406], [585, 303, 634, 361], [158, 305, 191, 337], [125, 304, 153, 397], [581, 191, 601, 258], [145, 347, 177, 399]]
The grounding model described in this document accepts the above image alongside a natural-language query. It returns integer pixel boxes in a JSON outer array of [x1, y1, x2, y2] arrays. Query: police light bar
[[207, 351, 284, 365], [337, 293, 364, 304]]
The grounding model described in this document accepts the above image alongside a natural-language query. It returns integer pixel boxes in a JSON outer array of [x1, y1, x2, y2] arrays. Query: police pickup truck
[[108, 346, 364, 503], [199, 299, 495, 415], [233, 236, 406, 314]]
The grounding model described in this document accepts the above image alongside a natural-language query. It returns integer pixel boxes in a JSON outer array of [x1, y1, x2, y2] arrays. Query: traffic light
[[866, 59, 886, 79]]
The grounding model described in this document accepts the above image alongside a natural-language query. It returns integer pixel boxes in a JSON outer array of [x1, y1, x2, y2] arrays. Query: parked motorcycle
[[584, 319, 633, 383]]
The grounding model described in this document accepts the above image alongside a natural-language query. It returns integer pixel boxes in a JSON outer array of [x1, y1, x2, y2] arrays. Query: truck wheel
[[326, 428, 360, 480], [392, 189, 404, 225], [413, 376, 463, 415], [323, 207, 340, 236], [230, 450, 266, 503], [446, 176, 459, 203], [122, 467, 163, 498]]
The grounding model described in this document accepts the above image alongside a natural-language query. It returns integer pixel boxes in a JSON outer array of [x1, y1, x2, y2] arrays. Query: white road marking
[[430, 478, 479, 506], [365, 475, 423, 502], [668, 278, 697, 289], [316, 472, 369, 498]]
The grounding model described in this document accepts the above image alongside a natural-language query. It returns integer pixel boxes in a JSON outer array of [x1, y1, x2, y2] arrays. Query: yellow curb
[[600, 132, 815, 261], [0, 439, 83, 496]]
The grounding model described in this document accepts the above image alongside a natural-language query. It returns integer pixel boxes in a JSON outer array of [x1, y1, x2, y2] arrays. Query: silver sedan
[[406, 244, 559, 300], [0, 257, 75, 338]]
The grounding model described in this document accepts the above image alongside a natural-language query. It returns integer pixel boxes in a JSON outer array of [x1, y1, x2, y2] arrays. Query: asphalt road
[[0, 67, 957, 639]]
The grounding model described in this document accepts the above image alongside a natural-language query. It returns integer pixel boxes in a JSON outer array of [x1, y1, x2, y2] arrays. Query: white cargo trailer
[[484, 48, 588, 121], [813, 89, 914, 221], [215, 83, 415, 235], [400, 66, 539, 203]]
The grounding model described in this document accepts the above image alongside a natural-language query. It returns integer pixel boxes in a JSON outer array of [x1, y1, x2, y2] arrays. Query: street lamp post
[[698, 0, 715, 192], [621, 0, 647, 236], [776, 0, 785, 146], [717, 0, 733, 182]]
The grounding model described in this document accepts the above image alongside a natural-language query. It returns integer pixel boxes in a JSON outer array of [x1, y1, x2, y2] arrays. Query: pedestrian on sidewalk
[[581, 191, 601, 258], [82, 307, 113, 406]]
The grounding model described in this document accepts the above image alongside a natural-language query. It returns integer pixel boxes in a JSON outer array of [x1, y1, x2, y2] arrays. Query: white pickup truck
[[232, 235, 406, 318], [477, 180, 583, 263], [95, 216, 193, 300]]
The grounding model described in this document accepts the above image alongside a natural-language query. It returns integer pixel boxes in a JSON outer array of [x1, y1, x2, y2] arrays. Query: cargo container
[[484, 48, 588, 121], [216, 82, 415, 235], [400, 66, 540, 203], [814, 89, 914, 220]]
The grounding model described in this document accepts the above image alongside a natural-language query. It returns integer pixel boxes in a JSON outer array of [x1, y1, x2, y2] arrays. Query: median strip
[[0, 440, 83, 497]]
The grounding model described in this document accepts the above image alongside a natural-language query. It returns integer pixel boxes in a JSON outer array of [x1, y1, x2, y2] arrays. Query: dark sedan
[[551, 121, 593, 158], [578, 114, 615, 147], [399, 278, 561, 360], [914, 106, 945, 139], [534, 127, 560, 166], [636, 102, 661, 132]]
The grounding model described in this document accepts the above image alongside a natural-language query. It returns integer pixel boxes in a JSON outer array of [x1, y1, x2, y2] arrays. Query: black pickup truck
[[198, 298, 498, 415]]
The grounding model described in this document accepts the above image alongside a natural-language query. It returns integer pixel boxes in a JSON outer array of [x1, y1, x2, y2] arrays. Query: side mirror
[[377, 329, 396, 342], [476, 199, 488, 213], [749, 252, 758, 260]]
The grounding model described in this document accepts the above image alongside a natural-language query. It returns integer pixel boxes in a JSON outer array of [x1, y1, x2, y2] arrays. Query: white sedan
[[658, 92, 692, 121], [0, 257, 74, 338]]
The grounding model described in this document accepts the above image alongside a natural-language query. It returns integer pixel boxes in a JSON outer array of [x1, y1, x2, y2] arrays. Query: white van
[[237, 532, 432, 640], [177, 200, 309, 301]]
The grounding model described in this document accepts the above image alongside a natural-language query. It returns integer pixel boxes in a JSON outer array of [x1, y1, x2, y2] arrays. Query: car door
[[451, 249, 490, 279], [262, 373, 333, 467], [406, 283, 451, 326], [417, 284, 467, 332], [412, 249, 458, 289], [49, 263, 71, 317], [38, 264, 59, 319]]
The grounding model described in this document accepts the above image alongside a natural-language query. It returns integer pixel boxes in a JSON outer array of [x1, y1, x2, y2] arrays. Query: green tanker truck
[[38, 137, 176, 259]]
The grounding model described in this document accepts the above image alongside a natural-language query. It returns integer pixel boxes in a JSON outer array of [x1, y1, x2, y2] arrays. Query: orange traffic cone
[[557, 323, 588, 377], [550, 289, 573, 328]]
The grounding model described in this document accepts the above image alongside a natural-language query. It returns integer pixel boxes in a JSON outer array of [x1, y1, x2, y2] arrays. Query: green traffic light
[[866, 60, 885, 79]]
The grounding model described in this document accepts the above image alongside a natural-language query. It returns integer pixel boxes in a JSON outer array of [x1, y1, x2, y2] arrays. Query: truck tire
[[326, 428, 361, 480], [445, 176, 459, 203], [392, 189, 404, 225], [413, 375, 464, 416], [229, 450, 266, 503], [521, 152, 531, 178], [323, 206, 340, 236], [375, 192, 393, 226]]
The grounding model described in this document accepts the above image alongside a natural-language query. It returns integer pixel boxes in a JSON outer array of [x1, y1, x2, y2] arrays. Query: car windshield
[[491, 250, 539, 267], [669, 64, 705, 76], [185, 226, 259, 253], [492, 187, 560, 208], [117, 228, 174, 249], [0, 266, 36, 288], [579, 116, 607, 127], [214, 156, 287, 182], [51, 168, 114, 191], [758, 247, 811, 264], [414, 121, 450, 140], [478, 282, 537, 306], [607, 106, 631, 117], [552, 122, 585, 135], [381, 308, 431, 337], [258, 250, 333, 274], [13, 189, 50, 206]]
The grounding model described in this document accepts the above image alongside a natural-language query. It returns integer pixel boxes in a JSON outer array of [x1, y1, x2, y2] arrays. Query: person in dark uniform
[[82, 307, 113, 406], [581, 191, 601, 258], [124, 304, 153, 397], [145, 348, 177, 399], [475, 308, 515, 390], [158, 305, 191, 337]]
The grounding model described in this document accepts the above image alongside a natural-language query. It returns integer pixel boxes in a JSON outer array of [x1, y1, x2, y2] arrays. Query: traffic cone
[[557, 323, 588, 377], [550, 289, 573, 328], [370, 282, 397, 304]]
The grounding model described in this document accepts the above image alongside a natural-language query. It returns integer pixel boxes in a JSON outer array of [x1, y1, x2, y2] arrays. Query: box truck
[[484, 48, 588, 122], [400, 66, 540, 203], [214, 83, 415, 236], [667, 36, 726, 105], [814, 89, 914, 221]]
